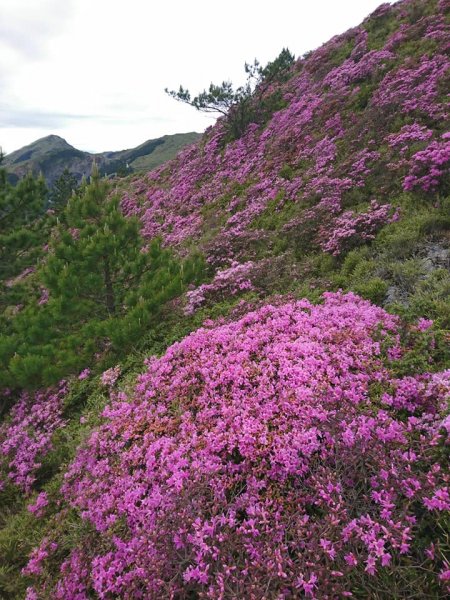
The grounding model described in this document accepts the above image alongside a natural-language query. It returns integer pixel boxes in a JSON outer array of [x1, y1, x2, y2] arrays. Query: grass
[[130, 133, 201, 172]]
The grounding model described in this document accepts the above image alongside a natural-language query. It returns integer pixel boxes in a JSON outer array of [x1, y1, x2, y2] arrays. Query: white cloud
[[0, 0, 388, 154]]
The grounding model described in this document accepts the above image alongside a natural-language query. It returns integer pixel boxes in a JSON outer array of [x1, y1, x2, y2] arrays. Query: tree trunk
[[103, 256, 116, 315]]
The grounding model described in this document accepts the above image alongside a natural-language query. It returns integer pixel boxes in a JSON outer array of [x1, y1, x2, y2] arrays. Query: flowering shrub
[[417, 317, 434, 332], [119, 193, 140, 217], [403, 136, 450, 192], [387, 123, 433, 153], [324, 47, 394, 91], [372, 54, 449, 119], [184, 261, 256, 315], [5, 2, 450, 598], [0, 382, 67, 493], [78, 368, 91, 381], [22, 538, 58, 576], [25, 587, 39, 600], [27, 491, 49, 518], [320, 200, 393, 255], [53, 550, 91, 599], [50, 293, 450, 598], [100, 366, 121, 387]]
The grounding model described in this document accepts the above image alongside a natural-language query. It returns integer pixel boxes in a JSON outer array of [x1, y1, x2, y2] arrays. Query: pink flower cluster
[[320, 200, 393, 255], [100, 366, 121, 387], [78, 368, 91, 381], [417, 317, 434, 332], [403, 136, 450, 192], [120, 193, 140, 217], [324, 46, 394, 91], [50, 293, 450, 598], [387, 123, 433, 153], [54, 550, 91, 600], [27, 491, 49, 518], [25, 587, 39, 600], [0, 382, 67, 493], [184, 261, 256, 315], [22, 538, 58, 576], [372, 54, 449, 119]]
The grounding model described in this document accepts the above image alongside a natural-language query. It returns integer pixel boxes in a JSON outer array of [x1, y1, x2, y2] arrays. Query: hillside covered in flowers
[[0, 0, 449, 598]]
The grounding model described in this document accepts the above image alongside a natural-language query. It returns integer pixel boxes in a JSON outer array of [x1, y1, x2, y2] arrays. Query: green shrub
[[279, 164, 294, 181], [353, 277, 389, 305], [419, 214, 450, 235]]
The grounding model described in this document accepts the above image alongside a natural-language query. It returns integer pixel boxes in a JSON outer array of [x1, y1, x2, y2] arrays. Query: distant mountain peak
[[3, 132, 201, 185], [36, 134, 72, 145]]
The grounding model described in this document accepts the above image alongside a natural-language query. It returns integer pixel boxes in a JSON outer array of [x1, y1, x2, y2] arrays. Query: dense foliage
[[52, 294, 450, 598], [0, 165, 204, 388], [0, 0, 449, 598], [0, 164, 49, 315], [48, 168, 79, 210]]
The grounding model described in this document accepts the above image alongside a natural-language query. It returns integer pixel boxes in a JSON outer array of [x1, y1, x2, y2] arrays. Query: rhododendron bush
[[0, 382, 67, 493], [26, 293, 445, 599], [320, 200, 394, 256], [403, 135, 450, 193], [184, 260, 256, 315]]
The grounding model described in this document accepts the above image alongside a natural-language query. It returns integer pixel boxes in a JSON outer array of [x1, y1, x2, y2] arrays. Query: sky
[[0, 0, 388, 155]]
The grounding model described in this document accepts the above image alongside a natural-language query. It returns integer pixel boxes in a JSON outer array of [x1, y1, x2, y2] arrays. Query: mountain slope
[[0, 0, 449, 598], [125, 1, 449, 261], [3, 132, 200, 184]]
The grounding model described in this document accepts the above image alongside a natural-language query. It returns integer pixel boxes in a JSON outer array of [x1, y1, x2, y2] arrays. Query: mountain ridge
[[3, 131, 201, 184]]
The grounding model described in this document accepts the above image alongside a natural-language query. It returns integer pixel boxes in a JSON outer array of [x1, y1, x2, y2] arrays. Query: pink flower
[[78, 368, 91, 381], [38, 288, 49, 305], [101, 366, 121, 387], [25, 588, 39, 600], [0, 382, 67, 492], [27, 492, 49, 518], [417, 318, 433, 332], [423, 487, 450, 511], [345, 553, 358, 566]]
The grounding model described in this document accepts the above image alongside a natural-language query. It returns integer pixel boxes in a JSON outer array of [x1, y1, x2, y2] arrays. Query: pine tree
[[0, 167, 49, 314], [44, 164, 140, 318], [166, 48, 295, 139], [48, 168, 79, 210], [0, 166, 204, 388]]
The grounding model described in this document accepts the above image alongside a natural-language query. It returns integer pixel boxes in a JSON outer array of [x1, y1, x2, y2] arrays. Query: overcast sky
[[1, 0, 388, 154]]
